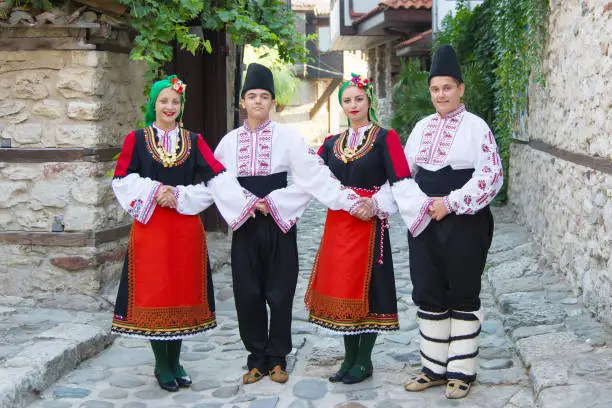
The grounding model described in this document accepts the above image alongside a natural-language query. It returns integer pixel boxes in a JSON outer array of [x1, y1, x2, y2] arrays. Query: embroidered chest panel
[[143, 126, 191, 168], [416, 110, 464, 166], [236, 124, 273, 176], [333, 126, 380, 163]]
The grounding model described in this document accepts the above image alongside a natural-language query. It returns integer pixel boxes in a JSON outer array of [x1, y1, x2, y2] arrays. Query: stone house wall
[[508, 0, 612, 324], [0, 47, 146, 310]]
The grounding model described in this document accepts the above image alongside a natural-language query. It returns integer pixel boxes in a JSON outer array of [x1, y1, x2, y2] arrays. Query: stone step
[[0, 319, 112, 408]]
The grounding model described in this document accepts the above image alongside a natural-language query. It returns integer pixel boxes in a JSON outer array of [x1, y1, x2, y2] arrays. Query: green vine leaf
[[393, 0, 549, 202]]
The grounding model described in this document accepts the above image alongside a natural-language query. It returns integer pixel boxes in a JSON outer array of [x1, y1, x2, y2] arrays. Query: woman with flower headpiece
[[110, 75, 262, 392], [304, 73, 413, 384]]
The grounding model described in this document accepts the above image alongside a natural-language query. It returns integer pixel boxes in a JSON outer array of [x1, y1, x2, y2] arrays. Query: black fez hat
[[241, 63, 275, 99], [428, 45, 463, 84]]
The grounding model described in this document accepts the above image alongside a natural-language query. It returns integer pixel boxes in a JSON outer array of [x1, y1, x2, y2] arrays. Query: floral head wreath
[[144, 74, 187, 127], [338, 73, 380, 125]]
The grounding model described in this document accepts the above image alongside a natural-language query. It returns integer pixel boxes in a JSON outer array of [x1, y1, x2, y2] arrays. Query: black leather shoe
[[175, 375, 192, 388], [329, 368, 350, 383], [154, 371, 179, 392], [342, 365, 373, 384]]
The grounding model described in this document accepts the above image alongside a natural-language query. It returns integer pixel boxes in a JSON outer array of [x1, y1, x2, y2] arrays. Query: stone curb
[[0, 232, 233, 408], [486, 208, 612, 408], [0, 323, 112, 408]]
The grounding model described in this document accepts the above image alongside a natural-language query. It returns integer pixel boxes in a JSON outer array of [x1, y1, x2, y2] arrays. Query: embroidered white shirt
[[215, 121, 360, 232], [402, 105, 504, 235]]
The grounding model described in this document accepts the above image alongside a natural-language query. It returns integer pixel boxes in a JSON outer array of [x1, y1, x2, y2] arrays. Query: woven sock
[[150, 340, 174, 382], [347, 333, 377, 377], [166, 340, 188, 378], [339, 335, 360, 372]]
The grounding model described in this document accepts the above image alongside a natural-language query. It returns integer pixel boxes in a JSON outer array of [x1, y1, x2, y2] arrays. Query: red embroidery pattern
[[416, 105, 465, 166], [128, 199, 143, 218], [448, 131, 503, 214], [236, 120, 273, 176], [265, 196, 292, 233]]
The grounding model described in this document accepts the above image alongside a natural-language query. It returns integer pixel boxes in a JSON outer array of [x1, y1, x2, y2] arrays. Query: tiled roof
[[380, 0, 432, 10], [395, 28, 433, 48], [353, 0, 431, 25]]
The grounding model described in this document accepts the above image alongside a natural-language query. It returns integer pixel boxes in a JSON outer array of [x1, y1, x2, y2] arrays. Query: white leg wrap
[[447, 309, 482, 382], [417, 309, 451, 378]]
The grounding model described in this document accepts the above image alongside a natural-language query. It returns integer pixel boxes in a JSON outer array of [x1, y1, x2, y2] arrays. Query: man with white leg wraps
[[401, 45, 503, 399]]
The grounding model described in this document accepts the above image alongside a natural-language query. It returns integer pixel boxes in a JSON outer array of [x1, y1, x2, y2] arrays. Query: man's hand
[[254, 199, 269, 216], [427, 197, 448, 221], [352, 197, 374, 221], [156, 186, 177, 209]]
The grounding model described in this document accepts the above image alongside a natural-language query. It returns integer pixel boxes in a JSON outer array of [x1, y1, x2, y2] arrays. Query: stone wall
[[508, 0, 612, 325], [0, 48, 146, 310]]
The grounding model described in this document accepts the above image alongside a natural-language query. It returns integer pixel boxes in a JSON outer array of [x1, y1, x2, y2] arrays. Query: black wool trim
[[420, 351, 448, 368], [420, 330, 450, 343], [446, 371, 477, 383], [422, 366, 447, 381], [449, 327, 481, 342], [450, 310, 480, 321], [447, 350, 479, 362], [418, 310, 451, 320]]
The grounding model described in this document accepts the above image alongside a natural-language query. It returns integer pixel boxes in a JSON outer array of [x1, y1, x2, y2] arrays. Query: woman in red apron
[[305, 74, 411, 384], [110, 75, 259, 392]]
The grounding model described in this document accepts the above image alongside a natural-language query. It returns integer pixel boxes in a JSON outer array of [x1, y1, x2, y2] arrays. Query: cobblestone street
[[8, 202, 612, 408]]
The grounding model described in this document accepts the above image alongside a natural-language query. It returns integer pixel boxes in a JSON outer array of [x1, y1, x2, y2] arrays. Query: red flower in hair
[[171, 78, 178, 84], [363, 79, 369, 84], [357, 83, 364, 89]]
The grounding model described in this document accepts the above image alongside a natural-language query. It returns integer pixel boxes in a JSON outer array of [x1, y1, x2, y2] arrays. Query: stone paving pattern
[[2, 204, 611, 408]]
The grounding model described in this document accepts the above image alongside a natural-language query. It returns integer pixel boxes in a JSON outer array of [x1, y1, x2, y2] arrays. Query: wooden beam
[[0, 223, 131, 247], [310, 78, 343, 120], [0, 231, 91, 247], [0, 37, 96, 51], [0, 147, 121, 163], [94, 224, 131, 245], [515, 139, 612, 176]]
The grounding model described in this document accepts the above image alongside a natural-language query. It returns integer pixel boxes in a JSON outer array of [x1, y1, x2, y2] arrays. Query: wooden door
[[167, 30, 230, 232]]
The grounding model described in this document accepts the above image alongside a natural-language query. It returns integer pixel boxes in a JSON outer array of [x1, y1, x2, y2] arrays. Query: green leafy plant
[[118, 0, 314, 81], [243, 45, 300, 106], [434, 0, 549, 201], [6, 0, 52, 10], [391, 59, 431, 144]]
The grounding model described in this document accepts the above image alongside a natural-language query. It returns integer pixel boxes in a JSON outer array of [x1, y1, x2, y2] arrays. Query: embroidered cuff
[[409, 198, 434, 237], [174, 185, 185, 214], [264, 195, 294, 233], [138, 181, 162, 224], [443, 196, 454, 214], [371, 195, 388, 219], [228, 191, 259, 231]]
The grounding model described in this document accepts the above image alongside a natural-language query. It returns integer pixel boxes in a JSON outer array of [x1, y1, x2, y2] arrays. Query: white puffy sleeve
[[282, 131, 360, 213], [445, 128, 503, 214], [174, 183, 214, 215], [390, 124, 435, 237], [265, 184, 312, 233], [111, 131, 161, 224], [371, 182, 397, 219], [193, 134, 258, 230], [112, 174, 161, 224]]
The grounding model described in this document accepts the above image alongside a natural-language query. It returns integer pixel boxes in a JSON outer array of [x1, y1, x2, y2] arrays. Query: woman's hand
[[156, 186, 177, 209], [352, 197, 374, 221]]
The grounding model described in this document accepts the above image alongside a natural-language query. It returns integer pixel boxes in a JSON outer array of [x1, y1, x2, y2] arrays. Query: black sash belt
[[414, 165, 474, 197], [237, 172, 288, 198]]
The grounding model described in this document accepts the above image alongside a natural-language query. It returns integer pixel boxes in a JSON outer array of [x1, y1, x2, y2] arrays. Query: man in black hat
[[213, 63, 369, 385], [401, 45, 503, 399]]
